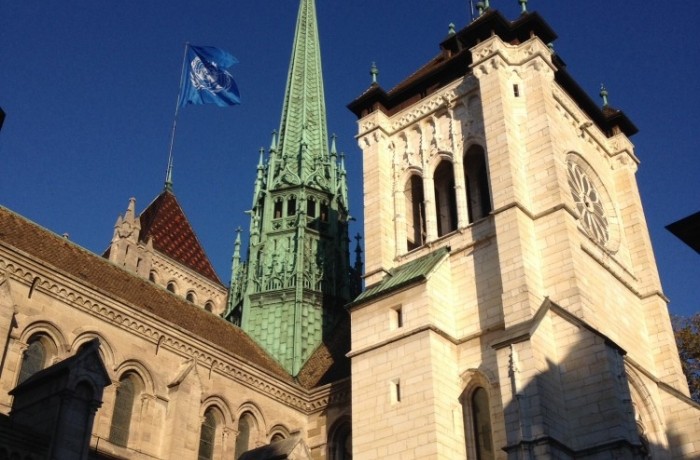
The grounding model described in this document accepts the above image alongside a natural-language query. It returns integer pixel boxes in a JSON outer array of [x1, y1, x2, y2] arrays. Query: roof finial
[[269, 129, 278, 152], [370, 62, 379, 84], [164, 154, 174, 191], [330, 133, 338, 157], [600, 83, 609, 107], [354, 233, 364, 271], [519, 0, 528, 14], [448, 23, 456, 35], [476, 2, 485, 16]]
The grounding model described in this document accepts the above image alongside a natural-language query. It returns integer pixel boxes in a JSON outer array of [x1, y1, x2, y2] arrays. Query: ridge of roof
[[0, 206, 292, 382], [138, 190, 223, 285]]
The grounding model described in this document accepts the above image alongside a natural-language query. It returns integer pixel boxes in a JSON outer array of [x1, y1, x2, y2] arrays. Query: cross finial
[[370, 62, 379, 84], [448, 23, 456, 35]]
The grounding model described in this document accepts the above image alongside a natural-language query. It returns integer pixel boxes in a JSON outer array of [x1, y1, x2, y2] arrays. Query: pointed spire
[[232, 226, 242, 273], [125, 197, 137, 222], [330, 133, 338, 157], [277, 0, 329, 172], [269, 130, 278, 152], [257, 147, 265, 169], [354, 233, 363, 270], [448, 23, 456, 36]]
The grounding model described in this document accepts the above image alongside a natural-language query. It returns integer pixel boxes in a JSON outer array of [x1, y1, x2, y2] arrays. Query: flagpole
[[165, 42, 189, 190]]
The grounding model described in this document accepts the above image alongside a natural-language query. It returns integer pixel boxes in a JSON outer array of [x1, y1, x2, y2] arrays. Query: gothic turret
[[226, 0, 357, 376]]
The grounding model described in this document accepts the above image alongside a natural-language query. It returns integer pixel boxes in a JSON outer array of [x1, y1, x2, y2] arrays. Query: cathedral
[[0, 1, 698, 459]]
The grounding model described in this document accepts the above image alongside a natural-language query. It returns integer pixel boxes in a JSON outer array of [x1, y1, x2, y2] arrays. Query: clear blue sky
[[1, 1, 698, 317]]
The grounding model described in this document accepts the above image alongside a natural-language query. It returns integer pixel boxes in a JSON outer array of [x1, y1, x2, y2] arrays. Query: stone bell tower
[[347, 6, 699, 459]]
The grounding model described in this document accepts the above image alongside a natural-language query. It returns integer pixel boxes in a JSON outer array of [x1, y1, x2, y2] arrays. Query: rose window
[[567, 161, 609, 246]]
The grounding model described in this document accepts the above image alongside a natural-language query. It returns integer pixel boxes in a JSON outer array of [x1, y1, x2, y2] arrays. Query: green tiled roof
[[350, 247, 450, 308]]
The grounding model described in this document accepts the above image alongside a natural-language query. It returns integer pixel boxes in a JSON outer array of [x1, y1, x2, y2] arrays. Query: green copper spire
[[226, 0, 359, 376], [277, 0, 328, 179]]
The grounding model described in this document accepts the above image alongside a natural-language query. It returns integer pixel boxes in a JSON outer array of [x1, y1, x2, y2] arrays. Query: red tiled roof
[[296, 314, 351, 389], [138, 190, 222, 285], [0, 206, 292, 382]]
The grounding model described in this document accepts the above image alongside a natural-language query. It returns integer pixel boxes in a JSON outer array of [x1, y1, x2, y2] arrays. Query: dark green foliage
[[673, 314, 700, 402]]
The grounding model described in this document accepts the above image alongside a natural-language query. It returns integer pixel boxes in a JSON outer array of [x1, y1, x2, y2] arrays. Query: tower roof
[[348, 9, 637, 138], [277, 0, 329, 166], [138, 190, 222, 285]]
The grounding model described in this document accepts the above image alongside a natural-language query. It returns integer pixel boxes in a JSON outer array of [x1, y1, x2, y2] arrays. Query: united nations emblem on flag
[[189, 56, 234, 93], [178, 45, 241, 107]]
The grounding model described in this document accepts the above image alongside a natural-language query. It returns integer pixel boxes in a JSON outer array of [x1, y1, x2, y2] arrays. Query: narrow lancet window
[[274, 199, 283, 219], [464, 146, 492, 223], [198, 408, 219, 460], [469, 387, 494, 460], [307, 197, 316, 218], [405, 175, 426, 250], [109, 373, 140, 447], [434, 161, 458, 236], [235, 413, 255, 458]]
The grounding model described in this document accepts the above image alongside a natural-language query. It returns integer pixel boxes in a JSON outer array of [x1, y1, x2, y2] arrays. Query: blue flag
[[178, 45, 241, 107]]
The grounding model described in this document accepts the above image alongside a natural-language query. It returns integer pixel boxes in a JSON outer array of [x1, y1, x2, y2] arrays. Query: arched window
[[198, 408, 220, 460], [274, 198, 283, 219], [464, 146, 491, 223], [405, 174, 426, 250], [270, 433, 285, 443], [18, 337, 50, 383], [235, 412, 256, 458], [167, 281, 177, 294], [434, 161, 458, 236], [109, 373, 141, 447], [186, 291, 196, 303], [149, 271, 157, 283], [320, 201, 329, 222], [463, 387, 494, 460], [328, 421, 352, 460], [204, 301, 214, 313], [307, 197, 316, 218], [287, 196, 297, 216]]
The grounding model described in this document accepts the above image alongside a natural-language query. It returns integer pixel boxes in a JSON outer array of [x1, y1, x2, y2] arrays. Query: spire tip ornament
[[370, 62, 379, 84], [600, 83, 609, 107], [519, 0, 528, 14]]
